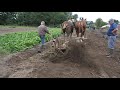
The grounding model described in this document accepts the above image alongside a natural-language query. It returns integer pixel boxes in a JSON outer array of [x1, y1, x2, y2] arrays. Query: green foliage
[[0, 12, 75, 26], [72, 14, 78, 20], [0, 28, 61, 53], [95, 18, 107, 28], [101, 22, 107, 26], [114, 19, 119, 24], [0, 47, 8, 54], [0, 12, 17, 25]]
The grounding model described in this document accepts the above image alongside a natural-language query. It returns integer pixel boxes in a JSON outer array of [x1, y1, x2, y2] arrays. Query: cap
[[41, 21, 45, 25], [109, 19, 114, 22]]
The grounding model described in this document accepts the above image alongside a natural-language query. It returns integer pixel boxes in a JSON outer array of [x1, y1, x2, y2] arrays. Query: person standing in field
[[106, 19, 118, 57], [38, 21, 50, 52]]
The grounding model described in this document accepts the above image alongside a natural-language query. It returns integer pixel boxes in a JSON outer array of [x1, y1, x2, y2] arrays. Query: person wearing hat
[[38, 21, 50, 52], [106, 19, 118, 57]]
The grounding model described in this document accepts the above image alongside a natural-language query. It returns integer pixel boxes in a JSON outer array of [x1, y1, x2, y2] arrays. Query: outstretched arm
[[45, 27, 50, 34]]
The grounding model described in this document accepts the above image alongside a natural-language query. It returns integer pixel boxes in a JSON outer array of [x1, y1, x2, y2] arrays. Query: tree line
[[0, 12, 119, 28], [95, 18, 119, 28], [0, 12, 78, 27]]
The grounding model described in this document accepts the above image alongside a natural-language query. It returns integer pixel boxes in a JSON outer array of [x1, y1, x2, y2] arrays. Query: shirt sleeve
[[44, 26, 49, 33], [112, 23, 117, 30]]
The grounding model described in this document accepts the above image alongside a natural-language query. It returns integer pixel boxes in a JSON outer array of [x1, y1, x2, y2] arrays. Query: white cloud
[[72, 12, 120, 22]]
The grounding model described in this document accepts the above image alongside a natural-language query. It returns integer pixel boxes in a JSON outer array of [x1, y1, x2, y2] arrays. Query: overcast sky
[[72, 12, 120, 22]]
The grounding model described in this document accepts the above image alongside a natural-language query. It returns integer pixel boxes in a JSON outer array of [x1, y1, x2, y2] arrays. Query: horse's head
[[82, 18, 87, 25], [61, 21, 68, 30], [68, 19, 76, 28]]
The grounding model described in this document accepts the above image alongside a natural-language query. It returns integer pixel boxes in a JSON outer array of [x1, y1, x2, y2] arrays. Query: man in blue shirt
[[106, 19, 118, 57]]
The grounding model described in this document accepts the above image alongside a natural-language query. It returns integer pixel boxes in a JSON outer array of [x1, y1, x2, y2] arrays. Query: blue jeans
[[40, 35, 45, 45], [107, 36, 117, 49]]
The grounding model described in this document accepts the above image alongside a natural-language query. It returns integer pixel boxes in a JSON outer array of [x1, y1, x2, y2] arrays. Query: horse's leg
[[80, 27, 83, 42], [68, 33, 70, 40], [84, 27, 86, 38], [63, 32, 65, 42], [80, 27, 83, 37], [63, 29, 66, 41], [70, 33, 72, 39], [76, 28, 79, 37], [70, 28, 73, 38], [82, 31, 84, 39], [76, 30, 78, 37], [83, 27, 87, 39], [82, 30, 85, 40], [75, 27, 78, 37], [63, 29, 65, 38], [78, 28, 81, 37]]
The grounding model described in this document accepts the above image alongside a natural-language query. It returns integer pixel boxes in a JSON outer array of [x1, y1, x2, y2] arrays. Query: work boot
[[42, 45, 46, 49], [106, 49, 114, 58], [41, 44, 46, 50], [38, 45, 44, 53], [106, 48, 111, 56]]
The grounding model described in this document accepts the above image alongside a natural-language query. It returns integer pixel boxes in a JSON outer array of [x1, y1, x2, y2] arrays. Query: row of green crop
[[0, 28, 61, 54]]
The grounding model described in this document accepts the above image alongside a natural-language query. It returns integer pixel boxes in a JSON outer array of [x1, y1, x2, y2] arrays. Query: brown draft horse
[[75, 18, 87, 40], [61, 21, 74, 39]]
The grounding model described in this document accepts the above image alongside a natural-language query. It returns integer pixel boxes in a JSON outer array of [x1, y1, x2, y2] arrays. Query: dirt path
[[0, 30, 120, 78]]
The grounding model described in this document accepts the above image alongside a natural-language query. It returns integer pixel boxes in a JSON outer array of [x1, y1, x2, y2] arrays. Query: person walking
[[38, 21, 50, 52]]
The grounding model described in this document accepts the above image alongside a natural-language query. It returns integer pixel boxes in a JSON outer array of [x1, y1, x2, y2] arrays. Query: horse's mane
[[81, 19, 87, 25]]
